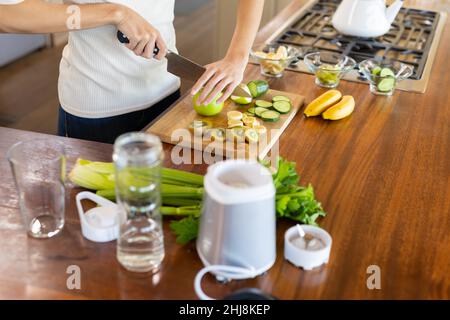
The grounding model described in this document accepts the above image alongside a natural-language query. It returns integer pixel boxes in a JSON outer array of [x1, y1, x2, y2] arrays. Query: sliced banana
[[245, 128, 259, 143], [253, 125, 267, 135], [228, 120, 244, 128], [242, 116, 257, 127], [204, 128, 226, 142], [227, 110, 243, 121], [227, 127, 246, 142]]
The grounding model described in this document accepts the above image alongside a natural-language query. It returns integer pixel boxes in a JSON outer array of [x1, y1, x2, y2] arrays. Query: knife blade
[[117, 31, 251, 97], [165, 51, 206, 82]]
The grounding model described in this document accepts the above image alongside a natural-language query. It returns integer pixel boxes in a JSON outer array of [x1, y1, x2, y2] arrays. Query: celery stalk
[[161, 206, 201, 217], [161, 198, 202, 207], [69, 160, 115, 190], [161, 168, 204, 186], [96, 189, 202, 207], [161, 184, 204, 199], [69, 158, 205, 190], [96, 189, 116, 201]]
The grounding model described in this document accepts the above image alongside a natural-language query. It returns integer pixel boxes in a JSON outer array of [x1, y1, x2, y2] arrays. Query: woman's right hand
[[113, 5, 167, 60]]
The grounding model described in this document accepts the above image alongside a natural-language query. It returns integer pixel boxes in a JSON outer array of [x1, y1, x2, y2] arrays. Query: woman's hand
[[114, 5, 167, 60], [191, 54, 248, 105]]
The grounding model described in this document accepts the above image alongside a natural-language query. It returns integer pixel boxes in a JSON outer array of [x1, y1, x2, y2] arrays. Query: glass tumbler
[[114, 132, 165, 273], [7, 139, 66, 238]]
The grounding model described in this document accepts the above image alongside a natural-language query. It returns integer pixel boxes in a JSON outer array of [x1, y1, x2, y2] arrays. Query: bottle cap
[[76, 191, 120, 243]]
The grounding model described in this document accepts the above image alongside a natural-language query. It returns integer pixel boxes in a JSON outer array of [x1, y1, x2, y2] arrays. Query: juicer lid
[[76, 191, 120, 243], [204, 160, 275, 205]]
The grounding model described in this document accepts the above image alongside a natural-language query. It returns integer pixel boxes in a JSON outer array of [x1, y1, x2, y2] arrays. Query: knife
[[117, 31, 252, 98]]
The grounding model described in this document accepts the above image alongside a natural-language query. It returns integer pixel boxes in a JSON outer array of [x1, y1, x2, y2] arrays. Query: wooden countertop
[[0, 0, 449, 299]]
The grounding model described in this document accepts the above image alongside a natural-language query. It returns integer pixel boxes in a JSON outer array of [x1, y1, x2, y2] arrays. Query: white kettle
[[332, 0, 404, 38]]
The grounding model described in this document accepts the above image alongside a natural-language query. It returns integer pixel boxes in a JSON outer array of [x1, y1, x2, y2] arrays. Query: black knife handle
[[116, 31, 159, 56]]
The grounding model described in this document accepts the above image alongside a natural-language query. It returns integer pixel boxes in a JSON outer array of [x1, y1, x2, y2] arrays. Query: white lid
[[204, 160, 275, 205], [76, 192, 120, 243]]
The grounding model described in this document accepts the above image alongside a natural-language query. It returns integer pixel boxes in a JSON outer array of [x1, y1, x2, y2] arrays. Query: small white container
[[284, 225, 332, 270], [76, 191, 120, 243]]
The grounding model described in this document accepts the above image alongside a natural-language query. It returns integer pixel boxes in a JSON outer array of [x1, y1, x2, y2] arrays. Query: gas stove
[[261, 0, 447, 93]]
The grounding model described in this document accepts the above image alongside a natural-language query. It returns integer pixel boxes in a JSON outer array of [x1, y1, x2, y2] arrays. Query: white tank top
[[58, 0, 180, 118]]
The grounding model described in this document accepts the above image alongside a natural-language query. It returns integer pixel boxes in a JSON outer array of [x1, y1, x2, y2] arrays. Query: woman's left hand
[[191, 54, 248, 105]]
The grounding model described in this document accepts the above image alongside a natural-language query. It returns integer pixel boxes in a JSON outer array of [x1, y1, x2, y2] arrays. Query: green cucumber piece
[[380, 67, 395, 78], [371, 67, 382, 76], [247, 107, 256, 115], [272, 95, 291, 103], [272, 100, 291, 114], [377, 77, 395, 92], [255, 100, 273, 108], [261, 110, 280, 122], [247, 80, 269, 98], [254, 107, 268, 117]]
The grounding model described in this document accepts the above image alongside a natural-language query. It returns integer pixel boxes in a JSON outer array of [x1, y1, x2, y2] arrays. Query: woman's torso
[[58, 0, 180, 118]]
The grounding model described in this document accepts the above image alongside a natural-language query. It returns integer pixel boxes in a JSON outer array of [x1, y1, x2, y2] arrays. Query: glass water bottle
[[113, 132, 165, 273]]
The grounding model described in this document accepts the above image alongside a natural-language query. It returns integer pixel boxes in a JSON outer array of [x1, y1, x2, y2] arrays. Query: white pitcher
[[332, 0, 404, 38]]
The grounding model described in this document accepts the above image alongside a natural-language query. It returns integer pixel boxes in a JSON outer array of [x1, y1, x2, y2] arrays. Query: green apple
[[193, 91, 224, 116]]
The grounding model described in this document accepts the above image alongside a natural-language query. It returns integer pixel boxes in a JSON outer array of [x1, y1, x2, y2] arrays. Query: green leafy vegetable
[[271, 157, 300, 193], [275, 184, 325, 225], [170, 216, 200, 245]]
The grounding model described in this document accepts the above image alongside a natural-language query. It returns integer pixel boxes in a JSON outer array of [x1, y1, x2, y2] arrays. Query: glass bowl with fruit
[[304, 52, 356, 88], [251, 44, 300, 78], [359, 59, 414, 96]]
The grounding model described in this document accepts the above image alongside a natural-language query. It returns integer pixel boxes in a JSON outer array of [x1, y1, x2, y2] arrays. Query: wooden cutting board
[[147, 89, 304, 160]]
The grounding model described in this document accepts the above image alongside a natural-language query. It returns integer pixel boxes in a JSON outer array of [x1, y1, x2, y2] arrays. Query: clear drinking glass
[[7, 139, 66, 238], [250, 43, 300, 78], [304, 52, 356, 88], [114, 132, 165, 273]]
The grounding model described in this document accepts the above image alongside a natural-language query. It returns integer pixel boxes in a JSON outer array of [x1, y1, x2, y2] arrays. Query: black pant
[[58, 90, 180, 144]]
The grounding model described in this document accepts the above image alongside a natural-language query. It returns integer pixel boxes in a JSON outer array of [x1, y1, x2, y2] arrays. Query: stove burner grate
[[271, 0, 440, 80]]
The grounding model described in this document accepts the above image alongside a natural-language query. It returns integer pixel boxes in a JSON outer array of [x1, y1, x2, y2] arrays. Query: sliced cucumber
[[247, 80, 269, 98], [371, 66, 382, 76], [272, 100, 291, 114], [377, 77, 395, 92], [261, 110, 280, 122], [254, 107, 268, 117], [255, 100, 273, 108], [272, 95, 291, 103], [380, 67, 395, 78], [189, 120, 211, 135], [247, 107, 256, 115]]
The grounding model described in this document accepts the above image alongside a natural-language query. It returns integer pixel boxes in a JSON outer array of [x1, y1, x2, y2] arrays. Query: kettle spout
[[386, 0, 403, 24]]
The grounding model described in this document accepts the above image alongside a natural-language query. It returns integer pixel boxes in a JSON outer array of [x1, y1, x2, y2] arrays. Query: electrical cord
[[194, 265, 258, 300]]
